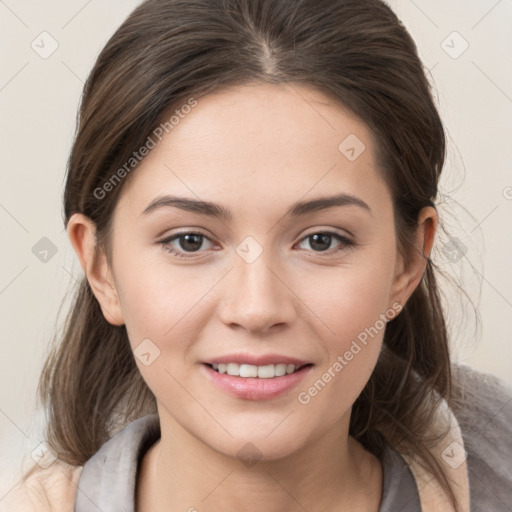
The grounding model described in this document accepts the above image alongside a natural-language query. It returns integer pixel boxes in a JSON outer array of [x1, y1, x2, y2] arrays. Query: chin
[[201, 423, 312, 464]]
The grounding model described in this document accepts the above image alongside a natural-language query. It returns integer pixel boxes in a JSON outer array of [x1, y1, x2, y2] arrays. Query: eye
[[158, 230, 355, 259], [296, 231, 355, 254], [158, 231, 214, 258]]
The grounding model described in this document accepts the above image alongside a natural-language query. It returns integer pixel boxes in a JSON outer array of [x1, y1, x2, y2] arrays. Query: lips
[[201, 353, 314, 400]]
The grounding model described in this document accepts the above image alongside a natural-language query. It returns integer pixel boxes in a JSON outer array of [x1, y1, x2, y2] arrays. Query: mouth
[[201, 361, 314, 400], [206, 362, 312, 378]]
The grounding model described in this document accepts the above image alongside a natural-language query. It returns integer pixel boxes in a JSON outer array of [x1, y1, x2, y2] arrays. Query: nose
[[218, 250, 297, 334]]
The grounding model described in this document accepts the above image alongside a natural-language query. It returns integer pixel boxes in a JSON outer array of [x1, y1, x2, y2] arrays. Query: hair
[[23, 0, 471, 509]]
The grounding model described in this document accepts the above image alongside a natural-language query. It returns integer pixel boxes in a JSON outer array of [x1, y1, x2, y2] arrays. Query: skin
[[68, 82, 437, 512]]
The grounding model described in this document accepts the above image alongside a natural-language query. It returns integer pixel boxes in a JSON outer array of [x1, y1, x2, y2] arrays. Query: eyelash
[[158, 230, 356, 259]]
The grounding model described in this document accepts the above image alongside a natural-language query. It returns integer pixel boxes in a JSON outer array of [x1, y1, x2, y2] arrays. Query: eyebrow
[[141, 193, 371, 220]]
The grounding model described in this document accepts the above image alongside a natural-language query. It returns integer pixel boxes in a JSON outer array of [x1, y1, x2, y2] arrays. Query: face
[[87, 82, 420, 461]]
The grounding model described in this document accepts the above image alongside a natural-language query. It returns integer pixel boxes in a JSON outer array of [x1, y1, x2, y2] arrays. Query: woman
[[4, 0, 512, 511]]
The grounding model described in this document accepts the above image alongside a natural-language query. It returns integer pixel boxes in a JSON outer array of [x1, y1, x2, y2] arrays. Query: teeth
[[257, 365, 274, 378], [240, 364, 258, 378], [275, 364, 287, 377], [226, 363, 239, 376], [210, 363, 303, 378]]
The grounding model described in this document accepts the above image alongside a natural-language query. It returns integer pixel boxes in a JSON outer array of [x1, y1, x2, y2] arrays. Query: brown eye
[[174, 233, 204, 252], [159, 232, 214, 258], [297, 232, 355, 254]]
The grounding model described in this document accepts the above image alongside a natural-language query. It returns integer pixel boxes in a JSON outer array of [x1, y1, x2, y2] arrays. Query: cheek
[[114, 252, 215, 344], [299, 243, 396, 400], [308, 248, 396, 341], [113, 261, 212, 411], [296, 276, 391, 422]]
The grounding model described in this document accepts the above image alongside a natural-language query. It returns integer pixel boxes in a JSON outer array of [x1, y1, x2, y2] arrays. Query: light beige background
[[1, 0, 511, 497]]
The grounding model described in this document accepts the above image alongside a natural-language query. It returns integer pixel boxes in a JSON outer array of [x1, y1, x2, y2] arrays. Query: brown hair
[[25, 0, 469, 509]]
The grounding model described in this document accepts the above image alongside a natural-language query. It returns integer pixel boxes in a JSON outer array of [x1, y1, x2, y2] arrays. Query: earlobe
[[67, 213, 125, 326], [389, 206, 437, 310]]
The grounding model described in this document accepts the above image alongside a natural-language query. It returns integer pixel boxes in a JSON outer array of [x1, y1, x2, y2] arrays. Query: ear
[[388, 206, 437, 310], [67, 213, 125, 326]]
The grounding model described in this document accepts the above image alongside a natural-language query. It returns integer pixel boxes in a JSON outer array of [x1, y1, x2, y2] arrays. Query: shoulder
[[451, 362, 512, 430], [2, 414, 160, 512], [450, 363, 512, 510], [1, 461, 83, 512]]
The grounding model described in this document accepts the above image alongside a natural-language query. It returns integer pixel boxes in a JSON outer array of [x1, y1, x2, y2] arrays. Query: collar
[[398, 396, 470, 512]]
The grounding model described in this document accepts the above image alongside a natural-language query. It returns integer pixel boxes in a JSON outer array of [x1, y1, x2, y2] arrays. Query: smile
[[202, 362, 314, 400], [208, 362, 308, 378]]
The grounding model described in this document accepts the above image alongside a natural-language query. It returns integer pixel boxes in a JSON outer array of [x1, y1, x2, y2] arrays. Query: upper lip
[[204, 353, 312, 367]]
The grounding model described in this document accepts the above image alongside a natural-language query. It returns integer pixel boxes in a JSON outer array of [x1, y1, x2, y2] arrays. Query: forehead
[[115, 82, 390, 218]]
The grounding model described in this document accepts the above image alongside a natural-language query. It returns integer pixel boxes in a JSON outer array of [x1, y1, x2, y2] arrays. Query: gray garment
[[450, 364, 512, 512], [73, 364, 512, 511], [73, 415, 420, 512]]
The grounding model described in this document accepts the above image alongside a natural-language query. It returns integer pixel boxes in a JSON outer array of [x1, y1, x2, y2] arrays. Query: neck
[[136, 411, 383, 512]]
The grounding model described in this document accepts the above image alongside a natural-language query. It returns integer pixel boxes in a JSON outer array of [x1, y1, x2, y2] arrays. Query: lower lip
[[201, 364, 313, 401]]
